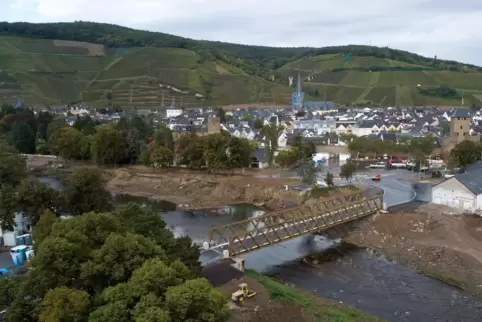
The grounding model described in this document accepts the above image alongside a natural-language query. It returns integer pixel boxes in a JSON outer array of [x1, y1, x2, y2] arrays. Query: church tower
[[292, 73, 305, 110]]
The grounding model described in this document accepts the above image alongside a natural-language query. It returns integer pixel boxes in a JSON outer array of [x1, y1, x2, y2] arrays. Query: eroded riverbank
[[344, 203, 482, 295]]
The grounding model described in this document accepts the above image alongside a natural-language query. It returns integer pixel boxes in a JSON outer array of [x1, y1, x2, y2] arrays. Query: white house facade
[[432, 169, 482, 213]]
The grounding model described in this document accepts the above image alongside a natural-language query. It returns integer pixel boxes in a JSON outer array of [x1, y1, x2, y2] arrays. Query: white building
[[432, 162, 482, 213], [166, 108, 183, 118]]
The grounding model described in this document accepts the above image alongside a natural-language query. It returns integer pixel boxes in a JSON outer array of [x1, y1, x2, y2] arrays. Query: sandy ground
[[104, 166, 365, 211], [219, 276, 313, 322], [105, 166, 308, 210], [345, 203, 482, 294]]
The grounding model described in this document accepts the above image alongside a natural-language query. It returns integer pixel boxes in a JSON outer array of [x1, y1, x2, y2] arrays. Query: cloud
[[4, 0, 482, 65]]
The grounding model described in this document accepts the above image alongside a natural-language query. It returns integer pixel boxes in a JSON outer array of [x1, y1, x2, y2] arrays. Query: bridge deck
[[207, 193, 383, 257]]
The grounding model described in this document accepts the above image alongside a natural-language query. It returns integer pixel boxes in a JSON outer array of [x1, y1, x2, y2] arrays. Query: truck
[[388, 159, 407, 169], [369, 161, 386, 169]]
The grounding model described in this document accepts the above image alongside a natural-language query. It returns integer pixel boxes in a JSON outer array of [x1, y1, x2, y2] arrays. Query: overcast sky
[[2, 0, 482, 65]]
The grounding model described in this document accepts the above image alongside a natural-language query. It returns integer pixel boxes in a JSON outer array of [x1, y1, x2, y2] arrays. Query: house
[[250, 149, 269, 169], [432, 161, 482, 213], [166, 108, 183, 118]]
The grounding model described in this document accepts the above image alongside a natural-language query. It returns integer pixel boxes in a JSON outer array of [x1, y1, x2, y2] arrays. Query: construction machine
[[231, 283, 256, 303]]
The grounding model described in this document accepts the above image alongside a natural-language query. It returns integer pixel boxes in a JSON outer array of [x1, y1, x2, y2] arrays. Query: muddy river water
[[40, 177, 482, 322]]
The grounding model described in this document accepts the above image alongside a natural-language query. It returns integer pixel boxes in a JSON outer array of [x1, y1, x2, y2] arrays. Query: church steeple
[[296, 73, 302, 94]]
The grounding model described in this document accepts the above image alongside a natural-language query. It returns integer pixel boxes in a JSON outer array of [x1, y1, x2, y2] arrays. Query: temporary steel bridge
[[203, 192, 383, 257]]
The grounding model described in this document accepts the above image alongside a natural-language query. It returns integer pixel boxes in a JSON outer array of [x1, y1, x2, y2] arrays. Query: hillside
[[0, 36, 293, 108], [278, 54, 482, 107], [0, 21, 482, 108]]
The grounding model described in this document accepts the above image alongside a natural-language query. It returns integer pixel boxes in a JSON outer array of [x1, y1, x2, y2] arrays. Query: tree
[[81, 233, 166, 288], [39, 287, 89, 322], [441, 122, 451, 136], [129, 116, 152, 142], [226, 136, 253, 171], [48, 127, 83, 160], [177, 133, 205, 168], [36, 138, 50, 155], [275, 149, 298, 167], [253, 118, 264, 129], [46, 119, 68, 139], [293, 136, 316, 161], [451, 140, 482, 168], [0, 139, 26, 185], [216, 107, 226, 123], [73, 115, 97, 135], [123, 128, 145, 164], [0, 184, 18, 231], [154, 123, 174, 150], [90, 127, 125, 165], [325, 172, 334, 187], [9, 122, 36, 154], [16, 178, 60, 225], [139, 150, 151, 166], [79, 135, 92, 161], [4, 200, 213, 321], [0, 104, 15, 119], [165, 278, 229, 322], [260, 124, 284, 168], [63, 167, 112, 215], [340, 162, 357, 183], [0, 276, 21, 311], [37, 111, 54, 140], [32, 209, 59, 245], [149, 147, 174, 168], [296, 159, 319, 185]]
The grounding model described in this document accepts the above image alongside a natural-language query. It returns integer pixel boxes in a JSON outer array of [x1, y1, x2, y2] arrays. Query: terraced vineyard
[[279, 54, 482, 106], [2, 30, 482, 108], [0, 36, 292, 108]]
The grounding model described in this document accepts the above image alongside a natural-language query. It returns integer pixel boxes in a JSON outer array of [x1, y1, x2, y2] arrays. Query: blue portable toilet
[[0, 268, 11, 278], [10, 246, 28, 267], [16, 234, 32, 246]]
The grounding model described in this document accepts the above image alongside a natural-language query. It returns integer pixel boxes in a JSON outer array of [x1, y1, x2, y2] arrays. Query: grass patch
[[246, 270, 385, 322], [424, 271, 466, 290], [310, 187, 334, 198], [310, 185, 360, 198]]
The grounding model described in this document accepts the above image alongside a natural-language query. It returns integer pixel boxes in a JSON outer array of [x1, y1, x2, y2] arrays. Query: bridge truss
[[208, 192, 383, 257]]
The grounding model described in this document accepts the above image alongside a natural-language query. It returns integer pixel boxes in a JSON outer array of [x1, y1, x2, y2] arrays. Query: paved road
[[356, 169, 416, 206]]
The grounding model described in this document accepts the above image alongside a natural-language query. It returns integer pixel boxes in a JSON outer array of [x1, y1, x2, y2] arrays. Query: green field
[[2, 32, 482, 108], [0, 36, 292, 108], [279, 54, 482, 106]]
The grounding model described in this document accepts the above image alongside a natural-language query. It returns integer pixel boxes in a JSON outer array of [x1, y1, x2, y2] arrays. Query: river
[[39, 176, 482, 321]]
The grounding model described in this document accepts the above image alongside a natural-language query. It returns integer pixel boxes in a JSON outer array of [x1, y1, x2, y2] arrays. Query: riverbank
[[219, 270, 385, 322], [344, 202, 482, 295], [103, 166, 362, 211]]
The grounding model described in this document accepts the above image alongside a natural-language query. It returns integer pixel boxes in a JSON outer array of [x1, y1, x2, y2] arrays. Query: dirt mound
[[346, 209, 482, 293], [105, 168, 303, 210]]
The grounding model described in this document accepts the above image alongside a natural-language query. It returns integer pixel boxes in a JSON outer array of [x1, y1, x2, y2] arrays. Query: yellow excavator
[[231, 283, 256, 303]]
